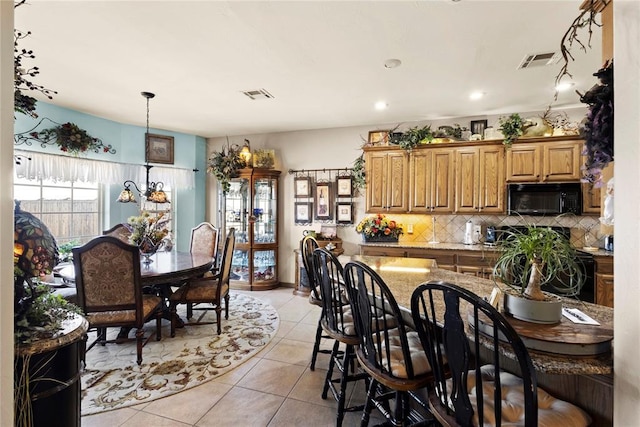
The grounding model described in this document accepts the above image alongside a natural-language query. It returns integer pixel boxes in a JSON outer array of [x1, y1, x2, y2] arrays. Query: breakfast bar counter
[[349, 255, 613, 376], [346, 254, 614, 426]]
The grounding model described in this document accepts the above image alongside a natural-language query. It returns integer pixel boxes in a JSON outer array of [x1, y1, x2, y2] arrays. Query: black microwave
[[507, 183, 582, 216]]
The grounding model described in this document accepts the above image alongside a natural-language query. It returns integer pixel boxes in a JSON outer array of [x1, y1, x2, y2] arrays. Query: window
[[14, 177, 101, 245]]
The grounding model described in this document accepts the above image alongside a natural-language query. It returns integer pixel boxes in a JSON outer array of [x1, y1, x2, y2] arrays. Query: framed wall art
[[294, 177, 311, 197], [336, 176, 352, 197], [314, 182, 333, 220], [145, 133, 174, 164], [470, 120, 488, 138], [294, 202, 312, 224], [368, 130, 390, 146], [336, 202, 353, 224]]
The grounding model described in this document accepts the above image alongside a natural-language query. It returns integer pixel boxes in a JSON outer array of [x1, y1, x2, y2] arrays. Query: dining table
[[58, 251, 215, 287], [348, 254, 614, 426], [57, 250, 215, 326]]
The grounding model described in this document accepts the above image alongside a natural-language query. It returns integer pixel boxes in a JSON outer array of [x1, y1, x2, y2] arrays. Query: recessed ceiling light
[[384, 59, 402, 69], [469, 91, 485, 100], [375, 101, 388, 110], [555, 82, 575, 92]]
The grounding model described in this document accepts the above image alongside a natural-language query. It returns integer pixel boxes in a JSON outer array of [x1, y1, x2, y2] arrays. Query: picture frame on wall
[[368, 130, 390, 146], [336, 176, 352, 197], [336, 202, 353, 224], [315, 182, 333, 220], [145, 133, 174, 164], [470, 120, 488, 137], [294, 177, 311, 197], [294, 202, 312, 224]]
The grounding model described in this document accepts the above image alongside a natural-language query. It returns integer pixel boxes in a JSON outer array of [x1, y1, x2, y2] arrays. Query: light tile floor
[[81, 287, 385, 427]]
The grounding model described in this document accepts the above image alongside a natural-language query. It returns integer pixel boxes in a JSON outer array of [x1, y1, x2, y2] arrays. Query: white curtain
[[14, 150, 194, 189]]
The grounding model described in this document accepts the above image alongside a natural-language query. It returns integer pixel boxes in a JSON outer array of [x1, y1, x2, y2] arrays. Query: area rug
[[81, 293, 279, 415]]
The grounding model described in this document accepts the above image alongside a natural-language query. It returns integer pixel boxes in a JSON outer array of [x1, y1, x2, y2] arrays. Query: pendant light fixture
[[117, 91, 169, 204]]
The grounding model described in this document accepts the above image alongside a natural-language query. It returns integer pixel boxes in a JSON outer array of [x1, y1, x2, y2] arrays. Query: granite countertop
[[360, 241, 498, 252], [348, 255, 613, 376], [362, 241, 615, 257], [15, 313, 88, 356]]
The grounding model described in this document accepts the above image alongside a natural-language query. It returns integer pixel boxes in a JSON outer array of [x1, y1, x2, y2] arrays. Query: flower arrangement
[[36, 122, 106, 154], [207, 142, 247, 195], [127, 211, 170, 247], [356, 214, 403, 239]]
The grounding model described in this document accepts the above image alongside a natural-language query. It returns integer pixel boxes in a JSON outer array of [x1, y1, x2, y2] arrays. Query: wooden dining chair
[[301, 235, 332, 370], [190, 222, 220, 272], [410, 281, 592, 427], [312, 248, 369, 426], [169, 228, 235, 336], [102, 223, 132, 243], [72, 235, 162, 365], [343, 260, 434, 426]]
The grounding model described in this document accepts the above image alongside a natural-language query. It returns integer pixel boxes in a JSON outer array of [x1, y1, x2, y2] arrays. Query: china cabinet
[[218, 168, 281, 290]]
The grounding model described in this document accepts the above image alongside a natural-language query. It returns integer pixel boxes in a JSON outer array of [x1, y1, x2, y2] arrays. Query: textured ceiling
[[15, 1, 602, 138]]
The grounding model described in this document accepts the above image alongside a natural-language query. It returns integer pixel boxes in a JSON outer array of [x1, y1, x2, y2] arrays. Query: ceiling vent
[[241, 89, 275, 100], [517, 52, 561, 69]]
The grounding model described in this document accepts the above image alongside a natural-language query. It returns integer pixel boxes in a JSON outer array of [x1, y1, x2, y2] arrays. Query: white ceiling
[[15, 1, 602, 138]]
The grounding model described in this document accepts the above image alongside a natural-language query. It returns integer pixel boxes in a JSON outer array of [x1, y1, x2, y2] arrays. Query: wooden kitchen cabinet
[[506, 138, 583, 183], [542, 140, 582, 181], [365, 149, 408, 213], [456, 252, 499, 279], [454, 145, 504, 214], [409, 149, 454, 213], [405, 248, 456, 271], [594, 255, 614, 307], [582, 182, 602, 214], [505, 143, 541, 182]]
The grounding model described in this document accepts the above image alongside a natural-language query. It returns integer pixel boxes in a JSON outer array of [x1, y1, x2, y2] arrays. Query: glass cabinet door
[[230, 248, 250, 283], [253, 249, 277, 282], [224, 178, 249, 243], [253, 177, 277, 244]]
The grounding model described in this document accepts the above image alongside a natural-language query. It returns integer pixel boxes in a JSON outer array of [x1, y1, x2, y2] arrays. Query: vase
[[362, 234, 399, 243], [138, 237, 164, 264]]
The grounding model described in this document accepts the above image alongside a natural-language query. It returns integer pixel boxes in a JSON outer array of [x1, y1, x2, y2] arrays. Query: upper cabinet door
[[542, 141, 582, 181], [478, 145, 505, 213], [505, 144, 541, 182], [454, 148, 479, 213], [365, 150, 408, 213], [409, 149, 453, 213]]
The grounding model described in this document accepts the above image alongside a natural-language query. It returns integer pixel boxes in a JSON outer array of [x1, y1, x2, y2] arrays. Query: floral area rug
[[81, 293, 278, 415]]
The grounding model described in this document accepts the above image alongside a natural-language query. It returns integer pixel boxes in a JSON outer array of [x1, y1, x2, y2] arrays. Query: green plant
[[498, 113, 524, 147], [14, 280, 82, 344], [57, 239, 80, 263], [397, 125, 433, 150], [207, 143, 246, 195], [493, 224, 584, 301], [351, 154, 366, 193]]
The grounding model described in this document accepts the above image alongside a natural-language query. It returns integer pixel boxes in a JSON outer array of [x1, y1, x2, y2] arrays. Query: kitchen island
[[347, 254, 613, 426]]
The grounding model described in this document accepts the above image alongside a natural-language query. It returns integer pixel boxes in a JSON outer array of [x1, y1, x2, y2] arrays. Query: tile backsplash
[[394, 214, 603, 249]]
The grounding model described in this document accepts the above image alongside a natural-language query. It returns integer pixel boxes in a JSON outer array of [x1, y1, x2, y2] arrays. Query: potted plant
[[498, 113, 524, 147], [207, 142, 247, 195], [492, 224, 585, 323], [396, 125, 434, 150], [14, 201, 85, 427]]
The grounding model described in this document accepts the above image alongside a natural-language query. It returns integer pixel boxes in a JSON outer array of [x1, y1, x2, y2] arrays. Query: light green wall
[[14, 101, 207, 251]]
